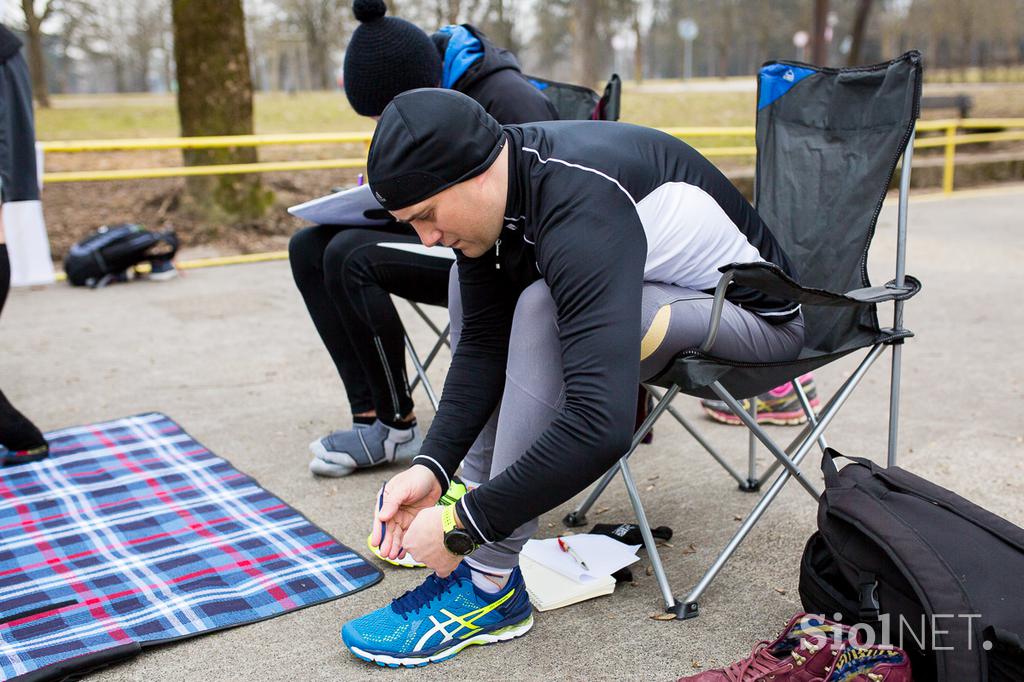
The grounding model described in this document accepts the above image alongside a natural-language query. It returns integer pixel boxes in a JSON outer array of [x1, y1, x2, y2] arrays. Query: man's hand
[[371, 464, 442, 560], [403, 506, 463, 577]]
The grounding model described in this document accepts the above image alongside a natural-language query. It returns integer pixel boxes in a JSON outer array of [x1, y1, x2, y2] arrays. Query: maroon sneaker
[[818, 642, 912, 681], [678, 613, 852, 682]]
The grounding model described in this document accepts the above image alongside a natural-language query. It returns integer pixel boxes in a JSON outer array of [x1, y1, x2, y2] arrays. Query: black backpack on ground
[[800, 449, 1024, 681], [64, 224, 178, 288]]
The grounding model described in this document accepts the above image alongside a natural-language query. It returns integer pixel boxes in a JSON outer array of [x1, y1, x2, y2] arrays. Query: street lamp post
[[677, 18, 698, 80]]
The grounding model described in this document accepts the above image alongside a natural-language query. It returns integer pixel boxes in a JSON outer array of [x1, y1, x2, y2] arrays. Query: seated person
[[340, 89, 804, 666], [289, 0, 556, 478]]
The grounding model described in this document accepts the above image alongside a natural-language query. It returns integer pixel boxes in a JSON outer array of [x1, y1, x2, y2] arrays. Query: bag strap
[[985, 625, 1024, 656], [821, 447, 877, 488]]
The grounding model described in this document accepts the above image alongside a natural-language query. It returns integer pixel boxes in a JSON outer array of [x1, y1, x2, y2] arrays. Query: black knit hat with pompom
[[343, 0, 442, 117]]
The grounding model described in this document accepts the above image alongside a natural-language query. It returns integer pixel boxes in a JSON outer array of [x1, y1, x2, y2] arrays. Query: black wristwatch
[[442, 505, 477, 556]]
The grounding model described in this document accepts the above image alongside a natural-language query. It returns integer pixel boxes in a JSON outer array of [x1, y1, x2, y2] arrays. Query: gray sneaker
[[309, 420, 422, 477]]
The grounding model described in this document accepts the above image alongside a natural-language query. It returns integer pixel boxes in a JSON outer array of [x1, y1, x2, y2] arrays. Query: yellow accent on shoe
[[366, 534, 425, 568], [439, 587, 517, 640]]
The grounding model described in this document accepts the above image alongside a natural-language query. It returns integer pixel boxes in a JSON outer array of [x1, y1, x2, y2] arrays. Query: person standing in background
[[0, 24, 48, 465]]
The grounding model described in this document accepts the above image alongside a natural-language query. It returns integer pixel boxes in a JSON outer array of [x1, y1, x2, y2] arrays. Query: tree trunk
[[450, 0, 462, 24], [303, 18, 331, 91], [846, 0, 873, 66], [811, 0, 828, 66], [20, 0, 51, 107], [171, 0, 272, 227], [491, 0, 515, 53], [573, 0, 599, 88], [112, 57, 127, 92], [632, 9, 643, 83]]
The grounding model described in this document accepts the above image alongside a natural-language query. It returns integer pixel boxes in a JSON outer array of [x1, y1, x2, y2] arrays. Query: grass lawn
[[34, 88, 754, 140]]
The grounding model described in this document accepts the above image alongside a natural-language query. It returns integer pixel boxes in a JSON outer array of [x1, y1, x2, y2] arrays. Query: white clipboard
[[287, 184, 391, 226]]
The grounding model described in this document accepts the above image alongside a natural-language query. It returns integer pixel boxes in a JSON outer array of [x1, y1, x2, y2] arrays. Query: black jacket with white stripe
[[414, 120, 798, 545]]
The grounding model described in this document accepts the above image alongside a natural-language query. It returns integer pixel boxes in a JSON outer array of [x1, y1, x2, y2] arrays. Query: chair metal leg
[[646, 386, 747, 487], [564, 465, 617, 528], [409, 323, 449, 392], [617, 457, 683, 615], [404, 334, 439, 412], [682, 344, 886, 614], [888, 344, 903, 467], [405, 299, 450, 412], [793, 379, 828, 454], [888, 126, 914, 467], [409, 302, 451, 348], [747, 399, 758, 489], [709, 382, 821, 499], [756, 374, 850, 489], [563, 385, 681, 527]]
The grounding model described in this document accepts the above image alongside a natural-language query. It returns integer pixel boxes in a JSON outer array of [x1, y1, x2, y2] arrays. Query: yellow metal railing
[[39, 118, 1024, 194]]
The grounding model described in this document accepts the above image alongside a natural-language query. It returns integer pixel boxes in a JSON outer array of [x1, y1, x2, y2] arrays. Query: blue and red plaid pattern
[[0, 413, 381, 680]]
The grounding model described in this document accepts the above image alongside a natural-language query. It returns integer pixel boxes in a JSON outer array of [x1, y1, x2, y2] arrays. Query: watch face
[[444, 530, 475, 556]]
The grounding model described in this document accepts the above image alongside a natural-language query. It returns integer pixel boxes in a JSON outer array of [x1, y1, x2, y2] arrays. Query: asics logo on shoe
[[414, 589, 516, 652]]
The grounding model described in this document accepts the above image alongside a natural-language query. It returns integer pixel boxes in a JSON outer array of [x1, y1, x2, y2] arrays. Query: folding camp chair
[[563, 52, 924, 619], [403, 74, 623, 411]]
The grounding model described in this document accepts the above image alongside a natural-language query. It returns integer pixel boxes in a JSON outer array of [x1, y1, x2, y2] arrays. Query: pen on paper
[[557, 536, 589, 571]]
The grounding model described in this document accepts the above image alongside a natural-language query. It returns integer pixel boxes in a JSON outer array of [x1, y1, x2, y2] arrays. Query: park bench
[[921, 94, 973, 118]]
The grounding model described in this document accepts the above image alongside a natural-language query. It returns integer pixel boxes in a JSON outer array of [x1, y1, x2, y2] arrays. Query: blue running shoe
[[341, 562, 533, 667]]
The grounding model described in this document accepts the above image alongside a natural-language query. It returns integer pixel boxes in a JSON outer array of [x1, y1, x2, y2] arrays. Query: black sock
[[0, 388, 46, 451], [589, 523, 673, 546], [352, 415, 376, 427], [379, 415, 416, 430]]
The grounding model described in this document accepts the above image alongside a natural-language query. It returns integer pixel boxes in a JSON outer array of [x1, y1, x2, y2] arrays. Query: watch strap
[[441, 503, 458, 534]]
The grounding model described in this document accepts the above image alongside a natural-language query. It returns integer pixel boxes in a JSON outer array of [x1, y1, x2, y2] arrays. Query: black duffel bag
[[800, 448, 1024, 681], [64, 224, 178, 287]]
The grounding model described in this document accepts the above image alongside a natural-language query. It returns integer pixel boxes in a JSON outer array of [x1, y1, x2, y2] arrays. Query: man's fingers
[[386, 524, 405, 560], [381, 521, 400, 559], [379, 520, 396, 557], [377, 484, 404, 522]]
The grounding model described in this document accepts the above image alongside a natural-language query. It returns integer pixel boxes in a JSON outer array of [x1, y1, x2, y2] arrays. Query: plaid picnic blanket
[[0, 413, 381, 681]]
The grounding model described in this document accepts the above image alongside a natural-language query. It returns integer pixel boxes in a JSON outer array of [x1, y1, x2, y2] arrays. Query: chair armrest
[[699, 262, 922, 352]]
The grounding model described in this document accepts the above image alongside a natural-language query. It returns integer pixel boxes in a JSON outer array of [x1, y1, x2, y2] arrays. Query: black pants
[[289, 225, 451, 426]]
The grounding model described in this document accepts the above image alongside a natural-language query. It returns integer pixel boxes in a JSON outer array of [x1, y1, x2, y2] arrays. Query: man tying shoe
[[289, 0, 556, 480], [341, 89, 804, 666]]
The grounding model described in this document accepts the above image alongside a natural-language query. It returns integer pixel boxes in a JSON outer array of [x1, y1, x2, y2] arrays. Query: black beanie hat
[[367, 88, 505, 211], [343, 0, 442, 117]]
